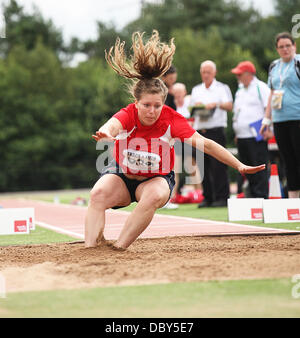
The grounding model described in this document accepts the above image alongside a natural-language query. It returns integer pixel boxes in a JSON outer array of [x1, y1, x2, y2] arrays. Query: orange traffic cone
[[268, 164, 281, 199]]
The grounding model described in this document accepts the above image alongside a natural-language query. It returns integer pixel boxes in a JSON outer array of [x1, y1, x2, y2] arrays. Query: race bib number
[[122, 149, 161, 172], [271, 90, 284, 110]]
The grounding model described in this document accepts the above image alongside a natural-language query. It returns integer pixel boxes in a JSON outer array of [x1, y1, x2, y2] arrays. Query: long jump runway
[[1, 199, 299, 240]]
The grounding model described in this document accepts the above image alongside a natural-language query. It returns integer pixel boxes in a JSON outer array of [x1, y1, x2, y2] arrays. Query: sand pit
[[1, 234, 300, 293]]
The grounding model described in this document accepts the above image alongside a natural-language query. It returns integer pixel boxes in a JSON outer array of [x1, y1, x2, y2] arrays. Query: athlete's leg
[[85, 174, 131, 247], [114, 177, 170, 249]]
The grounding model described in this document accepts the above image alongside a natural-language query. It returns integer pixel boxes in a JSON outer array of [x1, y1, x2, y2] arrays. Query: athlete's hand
[[238, 164, 266, 175], [92, 131, 115, 142]]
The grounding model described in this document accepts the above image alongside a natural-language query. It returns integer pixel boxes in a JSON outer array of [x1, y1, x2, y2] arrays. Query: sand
[[1, 234, 300, 293]]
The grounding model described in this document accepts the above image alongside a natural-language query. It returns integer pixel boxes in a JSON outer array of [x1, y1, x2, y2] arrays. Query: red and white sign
[[287, 209, 300, 221], [228, 198, 264, 221], [263, 199, 300, 223], [251, 208, 263, 220], [0, 208, 34, 235], [14, 220, 28, 233]]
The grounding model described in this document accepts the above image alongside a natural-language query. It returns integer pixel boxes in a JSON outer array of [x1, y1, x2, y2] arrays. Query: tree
[[125, 0, 227, 40], [274, 0, 300, 32], [0, 0, 64, 57], [172, 27, 264, 93], [123, 0, 278, 71], [0, 41, 74, 191], [0, 40, 132, 191], [82, 22, 130, 60]]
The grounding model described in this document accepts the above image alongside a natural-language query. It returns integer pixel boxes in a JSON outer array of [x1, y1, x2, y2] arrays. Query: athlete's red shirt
[[113, 103, 196, 177]]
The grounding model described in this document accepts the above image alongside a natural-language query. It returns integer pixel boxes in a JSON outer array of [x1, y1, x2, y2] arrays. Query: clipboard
[[190, 105, 215, 121], [249, 119, 263, 141]]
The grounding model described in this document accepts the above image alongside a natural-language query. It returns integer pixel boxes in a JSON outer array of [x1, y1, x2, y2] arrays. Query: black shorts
[[100, 161, 175, 209]]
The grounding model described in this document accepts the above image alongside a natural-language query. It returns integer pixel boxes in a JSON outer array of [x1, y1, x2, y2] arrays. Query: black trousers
[[196, 127, 230, 203], [273, 120, 300, 191], [237, 137, 269, 198]]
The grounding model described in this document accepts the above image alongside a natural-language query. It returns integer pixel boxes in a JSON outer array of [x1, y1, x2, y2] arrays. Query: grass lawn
[[1, 278, 299, 318], [0, 189, 90, 206], [0, 226, 77, 247]]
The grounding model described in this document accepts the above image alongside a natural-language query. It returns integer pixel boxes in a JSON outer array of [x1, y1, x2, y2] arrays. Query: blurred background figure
[[171, 83, 203, 205], [231, 61, 270, 198], [260, 32, 300, 199], [161, 65, 177, 110], [160, 65, 178, 209], [190, 60, 233, 208]]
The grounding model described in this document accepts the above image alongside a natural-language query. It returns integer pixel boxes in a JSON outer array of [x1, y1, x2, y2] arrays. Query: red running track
[[0, 198, 299, 240]]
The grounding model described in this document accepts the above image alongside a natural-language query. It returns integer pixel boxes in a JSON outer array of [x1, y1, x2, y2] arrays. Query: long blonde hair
[[105, 30, 176, 101]]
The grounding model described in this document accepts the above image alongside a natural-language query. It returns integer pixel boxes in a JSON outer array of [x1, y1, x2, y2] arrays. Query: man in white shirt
[[190, 60, 233, 207], [232, 61, 270, 198]]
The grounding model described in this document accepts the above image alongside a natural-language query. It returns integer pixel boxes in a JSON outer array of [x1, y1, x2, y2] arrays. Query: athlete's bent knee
[[89, 186, 110, 208], [146, 191, 169, 209]]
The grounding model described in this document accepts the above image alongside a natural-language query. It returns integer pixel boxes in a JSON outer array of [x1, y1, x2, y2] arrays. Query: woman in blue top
[[260, 32, 300, 198]]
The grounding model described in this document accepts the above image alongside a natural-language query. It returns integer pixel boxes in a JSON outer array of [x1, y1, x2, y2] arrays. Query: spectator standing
[[190, 60, 233, 207], [160, 65, 178, 209], [172, 83, 203, 203], [161, 65, 177, 110], [260, 32, 300, 199], [231, 61, 270, 198]]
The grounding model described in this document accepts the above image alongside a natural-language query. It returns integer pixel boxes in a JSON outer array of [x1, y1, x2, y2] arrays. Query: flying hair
[[105, 30, 176, 80]]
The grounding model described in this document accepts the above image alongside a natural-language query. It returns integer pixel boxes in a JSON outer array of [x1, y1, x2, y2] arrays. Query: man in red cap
[[231, 61, 256, 75], [231, 61, 270, 198]]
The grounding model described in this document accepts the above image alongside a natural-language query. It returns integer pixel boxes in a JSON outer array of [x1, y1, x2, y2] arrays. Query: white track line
[[108, 207, 300, 233], [150, 213, 300, 233], [36, 221, 84, 239]]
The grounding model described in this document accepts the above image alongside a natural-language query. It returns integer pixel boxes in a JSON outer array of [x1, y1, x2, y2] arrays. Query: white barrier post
[[0, 208, 35, 235], [263, 199, 300, 223], [227, 198, 264, 221]]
